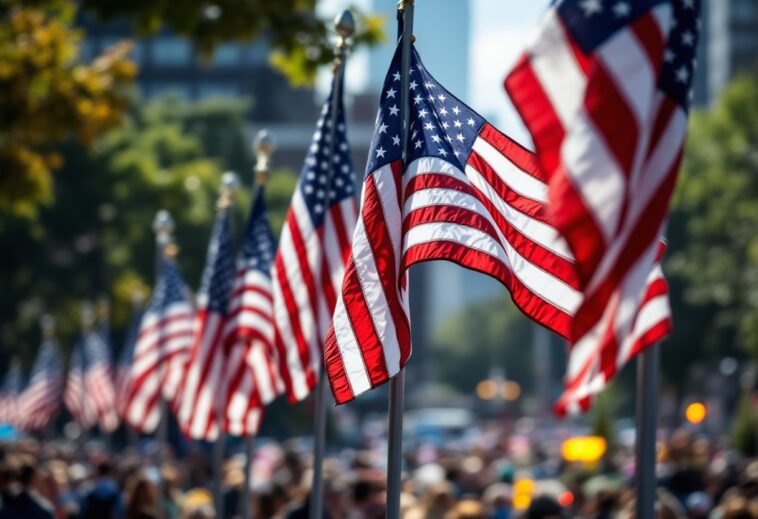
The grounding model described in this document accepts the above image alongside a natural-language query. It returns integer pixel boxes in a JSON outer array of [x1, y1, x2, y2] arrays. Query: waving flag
[[177, 207, 235, 440], [64, 344, 97, 429], [124, 259, 193, 433], [19, 340, 64, 431], [115, 303, 143, 418], [323, 42, 671, 408], [272, 74, 357, 402], [504, 0, 698, 413], [222, 184, 283, 436], [0, 362, 23, 426], [78, 331, 120, 432]]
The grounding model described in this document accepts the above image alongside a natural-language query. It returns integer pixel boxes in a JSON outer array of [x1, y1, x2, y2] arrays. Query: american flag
[[504, 0, 698, 413], [222, 184, 283, 436], [124, 258, 194, 433], [177, 206, 236, 440], [64, 343, 97, 429], [322, 42, 670, 406], [272, 75, 357, 403], [0, 362, 23, 426], [115, 303, 143, 418], [18, 340, 64, 431], [79, 330, 119, 432]]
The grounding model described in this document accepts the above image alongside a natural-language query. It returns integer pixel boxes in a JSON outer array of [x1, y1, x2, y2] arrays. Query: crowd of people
[[0, 426, 755, 519]]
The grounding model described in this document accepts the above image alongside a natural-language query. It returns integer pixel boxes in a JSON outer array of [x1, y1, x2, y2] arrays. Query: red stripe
[[324, 327, 355, 404], [404, 204, 501, 244], [137, 312, 192, 341], [403, 241, 572, 340], [229, 285, 273, 304], [332, 201, 354, 267], [630, 13, 666, 78], [132, 330, 193, 362], [273, 258, 318, 402], [287, 210, 324, 349], [479, 123, 548, 183]]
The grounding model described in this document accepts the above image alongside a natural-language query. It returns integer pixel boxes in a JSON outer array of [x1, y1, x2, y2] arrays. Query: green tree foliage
[[731, 389, 758, 457], [0, 2, 136, 216], [668, 76, 758, 358], [0, 96, 297, 361], [79, 0, 384, 86]]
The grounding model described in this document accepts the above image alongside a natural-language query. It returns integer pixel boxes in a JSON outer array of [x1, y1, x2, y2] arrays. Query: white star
[[338, 123, 345, 132], [409, 80, 418, 90], [440, 107, 449, 116], [414, 139, 423, 149], [314, 131, 322, 140], [580, 0, 602, 16], [467, 118, 475, 127], [428, 95, 436, 103], [453, 120, 462, 128], [613, 1, 630, 17], [424, 82, 434, 89], [445, 135, 452, 143], [419, 108, 429, 118], [681, 31, 694, 46], [456, 133, 465, 142], [378, 122, 388, 134], [453, 150, 460, 158], [675, 65, 689, 83], [329, 190, 336, 199], [304, 185, 314, 194], [335, 177, 344, 186], [411, 129, 418, 139], [314, 204, 324, 214], [340, 142, 348, 151], [389, 105, 400, 116], [316, 189, 325, 198], [442, 121, 450, 129], [333, 155, 341, 163], [438, 148, 448, 157], [431, 134, 441, 144], [320, 161, 328, 170], [664, 49, 676, 63], [341, 164, 350, 173], [392, 135, 401, 146], [375, 146, 386, 159], [386, 87, 397, 99], [393, 71, 401, 82], [437, 93, 447, 102], [452, 106, 461, 115], [424, 122, 435, 131], [307, 171, 316, 180], [319, 174, 327, 184], [414, 94, 423, 105], [310, 143, 318, 152]]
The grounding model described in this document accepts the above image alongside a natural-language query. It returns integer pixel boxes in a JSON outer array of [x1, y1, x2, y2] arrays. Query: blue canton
[[557, 0, 700, 110], [83, 330, 112, 368], [298, 75, 356, 227], [366, 45, 486, 176], [148, 259, 190, 314], [198, 208, 235, 313], [29, 341, 61, 382], [239, 184, 276, 277]]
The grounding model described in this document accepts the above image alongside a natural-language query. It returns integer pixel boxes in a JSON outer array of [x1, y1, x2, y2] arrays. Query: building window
[[197, 82, 240, 98], [212, 43, 242, 67], [151, 37, 192, 66]]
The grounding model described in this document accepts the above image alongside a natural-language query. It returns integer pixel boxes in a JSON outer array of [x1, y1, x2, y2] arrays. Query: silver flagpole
[[152, 209, 176, 519], [635, 344, 659, 519], [309, 10, 355, 519], [386, 2, 414, 518], [213, 172, 240, 519]]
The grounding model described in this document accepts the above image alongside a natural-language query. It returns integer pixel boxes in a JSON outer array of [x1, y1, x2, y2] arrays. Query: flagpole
[[308, 11, 354, 519], [635, 344, 659, 519], [387, 2, 414, 518], [79, 301, 95, 456], [152, 209, 176, 519], [96, 296, 113, 451]]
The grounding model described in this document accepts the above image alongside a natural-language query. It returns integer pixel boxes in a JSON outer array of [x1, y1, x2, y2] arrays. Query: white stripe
[[471, 138, 549, 203], [331, 296, 372, 396], [249, 342, 277, 404], [529, 8, 587, 126]]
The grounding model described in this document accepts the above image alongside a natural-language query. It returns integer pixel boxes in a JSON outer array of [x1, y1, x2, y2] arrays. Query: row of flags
[[1, 0, 700, 435]]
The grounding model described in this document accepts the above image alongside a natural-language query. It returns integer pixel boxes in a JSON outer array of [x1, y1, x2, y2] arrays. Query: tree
[[0, 95, 297, 361], [0, 2, 136, 216], [668, 76, 758, 359], [79, 0, 384, 86]]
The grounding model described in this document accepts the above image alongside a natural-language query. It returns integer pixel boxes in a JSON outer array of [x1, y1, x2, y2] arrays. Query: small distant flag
[[177, 205, 236, 440], [64, 344, 97, 429], [81, 331, 119, 432], [272, 74, 358, 403], [19, 340, 64, 431], [0, 362, 23, 426], [222, 184, 284, 436], [124, 258, 194, 433]]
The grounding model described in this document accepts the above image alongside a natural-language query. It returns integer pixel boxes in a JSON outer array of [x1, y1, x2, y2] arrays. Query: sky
[[318, 0, 551, 143]]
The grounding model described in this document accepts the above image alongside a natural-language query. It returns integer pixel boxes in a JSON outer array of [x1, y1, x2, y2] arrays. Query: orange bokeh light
[[685, 402, 707, 424]]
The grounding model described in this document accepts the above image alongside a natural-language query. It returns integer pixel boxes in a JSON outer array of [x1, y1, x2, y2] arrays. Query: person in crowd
[[0, 457, 56, 519], [79, 460, 125, 519]]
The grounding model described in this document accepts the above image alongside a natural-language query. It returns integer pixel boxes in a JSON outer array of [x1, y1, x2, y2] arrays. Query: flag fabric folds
[[123, 258, 194, 433], [323, 41, 672, 410], [272, 75, 357, 403], [222, 184, 283, 436], [504, 0, 698, 413], [80, 331, 119, 432], [63, 342, 97, 429], [177, 206, 236, 440], [19, 340, 64, 431], [115, 304, 143, 419], [0, 363, 23, 426]]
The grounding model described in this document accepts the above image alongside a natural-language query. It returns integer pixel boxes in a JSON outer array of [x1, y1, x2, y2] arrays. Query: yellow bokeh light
[[500, 381, 521, 401], [685, 402, 707, 424], [476, 379, 498, 400], [513, 479, 535, 510], [561, 436, 607, 463]]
